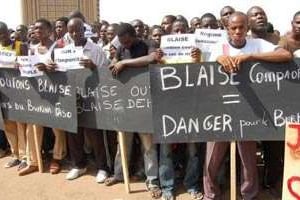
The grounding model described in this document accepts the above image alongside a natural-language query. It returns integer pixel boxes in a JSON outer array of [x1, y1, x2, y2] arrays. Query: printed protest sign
[[18, 55, 44, 77], [195, 29, 227, 61], [54, 46, 84, 71], [282, 123, 300, 200], [0, 49, 16, 68], [160, 34, 196, 64]]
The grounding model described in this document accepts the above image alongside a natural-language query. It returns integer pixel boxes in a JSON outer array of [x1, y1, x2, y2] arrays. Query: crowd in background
[[0, 5, 300, 200]]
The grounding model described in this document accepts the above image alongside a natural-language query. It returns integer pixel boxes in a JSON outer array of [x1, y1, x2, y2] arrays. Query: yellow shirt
[[0, 40, 22, 56]]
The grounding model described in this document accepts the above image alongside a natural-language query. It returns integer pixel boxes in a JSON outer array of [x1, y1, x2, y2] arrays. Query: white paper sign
[[0, 49, 16, 68], [54, 46, 84, 71], [18, 55, 44, 77], [195, 29, 228, 61], [160, 34, 196, 64]]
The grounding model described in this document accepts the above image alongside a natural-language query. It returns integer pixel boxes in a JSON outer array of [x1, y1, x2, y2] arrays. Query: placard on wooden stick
[[282, 123, 300, 200]]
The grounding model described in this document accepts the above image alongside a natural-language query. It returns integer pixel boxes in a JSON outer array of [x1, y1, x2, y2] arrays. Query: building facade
[[21, 0, 99, 25]]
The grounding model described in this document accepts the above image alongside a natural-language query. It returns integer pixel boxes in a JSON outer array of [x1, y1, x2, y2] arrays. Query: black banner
[[150, 59, 300, 143], [76, 67, 153, 133], [0, 69, 77, 132]]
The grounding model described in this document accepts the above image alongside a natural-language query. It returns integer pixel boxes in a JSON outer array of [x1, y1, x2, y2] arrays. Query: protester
[[204, 12, 292, 200], [18, 18, 67, 176], [199, 13, 219, 29], [279, 11, 300, 56], [0, 21, 28, 171], [57, 18, 111, 183], [219, 6, 235, 29], [190, 17, 201, 33], [105, 22, 162, 199], [158, 19, 203, 200], [247, 6, 283, 197]]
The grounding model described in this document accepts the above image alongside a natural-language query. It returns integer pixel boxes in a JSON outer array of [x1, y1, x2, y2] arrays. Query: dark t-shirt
[[116, 39, 148, 61]]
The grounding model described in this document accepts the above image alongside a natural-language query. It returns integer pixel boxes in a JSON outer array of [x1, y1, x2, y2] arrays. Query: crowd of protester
[[0, 5, 300, 200]]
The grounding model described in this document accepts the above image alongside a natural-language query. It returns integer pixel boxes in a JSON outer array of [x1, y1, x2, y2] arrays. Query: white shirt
[[81, 39, 109, 68], [209, 38, 278, 61]]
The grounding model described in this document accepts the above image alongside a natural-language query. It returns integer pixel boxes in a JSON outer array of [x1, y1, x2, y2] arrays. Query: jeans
[[159, 143, 200, 195], [0, 130, 7, 149], [114, 132, 159, 188]]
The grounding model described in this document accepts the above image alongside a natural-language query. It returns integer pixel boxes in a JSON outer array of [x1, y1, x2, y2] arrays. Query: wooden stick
[[230, 141, 236, 200], [118, 131, 130, 194], [33, 124, 43, 173]]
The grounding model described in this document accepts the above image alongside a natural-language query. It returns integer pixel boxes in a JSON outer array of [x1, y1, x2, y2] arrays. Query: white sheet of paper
[[160, 34, 196, 64], [54, 46, 84, 71], [0, 49, 16, 68], [195, 29, 228, 61], [18, 55, 44, 77]]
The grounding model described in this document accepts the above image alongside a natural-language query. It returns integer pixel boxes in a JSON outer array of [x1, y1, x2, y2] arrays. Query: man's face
[[200, 17, 218, 29], [228, 15, 248, 46], [248, 7, 268, 32], [191, 18, 201, 30], [132, 20, 144, 38], [151, 28, 163, 44], [99, 25, 107, 40], [220, 7, 234, 28], [0, 28, 9, 43], [55, 21, 67, 39], [119, 34, 135, 49], [161, 17, 173, 34], [16, 25, 27, 41], [68, 23, 85, 44], [106, 26, 116, 42], [292, 14, 300, 36], [171, 22, 187, 34], [34, 22, 50, 41]]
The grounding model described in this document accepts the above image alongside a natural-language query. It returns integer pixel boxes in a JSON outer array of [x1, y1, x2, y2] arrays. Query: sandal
[[104, 177, 121, 186], [149, 187, 162, 199], [49, 159, 61, 174]]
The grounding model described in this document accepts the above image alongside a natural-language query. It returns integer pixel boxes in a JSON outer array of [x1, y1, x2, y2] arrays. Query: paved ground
[[0, 156, 280, 200]]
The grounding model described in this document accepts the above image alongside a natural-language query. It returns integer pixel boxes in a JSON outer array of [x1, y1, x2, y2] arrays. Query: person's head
[[69, 10, 86, 22], [106, 23, 119, 42], [143, 24, 150, 40], [34, 18, 52, 42], [247, 6, 268, 33], [150, 25, 163, 45], [292, 11, 300, 37], [171, 19, 188, 34], [0, 22, 10, 44], [266, 22, 274, 33], [200, 13, 218, 29], [117, 23, 136, 49], [67, 18, 85, 45], [130, 19, 144, 39], [99, 23, 108, 42], [220, 6, 235, 29], [55, 17, 69, 39], [27, 24, 38, 44], [176, 15, 189, 28], [15, 24, 28, 42], [10, 31, 16, 42], [190, 17, 201, 32], [227, 12, 249, 47], [90, 22, 101, 43], [161, 15, 176, 34]]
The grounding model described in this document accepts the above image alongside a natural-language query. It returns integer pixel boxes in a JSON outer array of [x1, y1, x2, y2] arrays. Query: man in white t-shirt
[[203, 12, 292, 200]]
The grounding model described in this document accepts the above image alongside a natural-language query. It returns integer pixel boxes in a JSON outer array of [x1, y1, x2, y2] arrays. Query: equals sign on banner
[[222, 94, 240, 104]]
